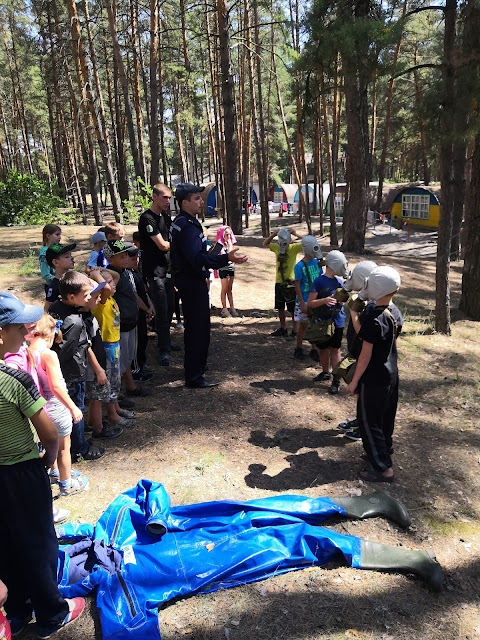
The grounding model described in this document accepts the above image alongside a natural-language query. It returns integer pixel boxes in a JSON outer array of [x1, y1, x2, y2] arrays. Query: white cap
[[325, 250, 348, 278], [343, 260, 377, 292], [301, 235, 322, 259], [277, 228, 291, 255], [359, 266, 401, 301]]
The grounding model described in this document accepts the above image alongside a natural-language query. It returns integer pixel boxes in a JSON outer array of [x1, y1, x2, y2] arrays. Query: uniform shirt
[[346, 300, 375, 357], [358, 303, 403, 386], [45, 277, 60, 304], [310, 273, 346, 328], [294, 258, 322, 302], [0, 360, 45, 465], [92, 297, 121, 343], [170, 211, 229, 280], [138, 209, 171, 277], [108, 266, 138, 332], [269, 243, 302, 283], [50, 300, 91, 383]]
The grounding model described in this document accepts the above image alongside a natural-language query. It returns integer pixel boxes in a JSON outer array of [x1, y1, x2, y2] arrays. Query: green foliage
[[122, 177, 153, 223], [0, 171, 74, 226], [18, 247, 38, 276]]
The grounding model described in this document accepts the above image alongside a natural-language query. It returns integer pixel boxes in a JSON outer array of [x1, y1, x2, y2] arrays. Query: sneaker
[[270, 327, 288, 337], [75, 444, 105, 462], [158, 353, 170, 367], [36, 597, 86, 639], [329, 379, 340, 395], [293, 347, 305, 360], [132, 371, 154, 382], [52, 506, 70, 525], [289, 330, 297, 339], [117, 409, 135, 419], [118, 397, 135, 409], [309, 349, 320, 362], [344, 427, 362, 442], [49, 469, 82, 485], [8, 613, 33, 636], [337, 418, 358, 432], [110, 416, 134, 427], [92, 425, 124, 439], [220, 308, 231, 318], [126, 385, 152, 397], [229, 308, 240, 318], [59, 475, 89, 496], [313, 371, 331, 382], [174, 322, 184, 330]]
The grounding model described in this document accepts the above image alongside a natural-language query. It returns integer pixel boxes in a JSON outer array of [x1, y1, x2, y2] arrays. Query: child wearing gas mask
[[347, 266, 403, 483], [307, 250, 348, 392], [263, 227, 303, 337]]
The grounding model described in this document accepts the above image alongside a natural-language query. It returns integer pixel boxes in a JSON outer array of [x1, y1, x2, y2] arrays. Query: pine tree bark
[[149, 0, 160, 183], [460, 134, 480, 319]]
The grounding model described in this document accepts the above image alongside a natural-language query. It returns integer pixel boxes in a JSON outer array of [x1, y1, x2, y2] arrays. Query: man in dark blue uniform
[[170, 183, 247, 388]]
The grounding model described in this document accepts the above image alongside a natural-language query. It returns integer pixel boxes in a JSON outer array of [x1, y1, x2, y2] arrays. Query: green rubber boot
[[334, 491, 411, 528], [360, 540, 444, 591]]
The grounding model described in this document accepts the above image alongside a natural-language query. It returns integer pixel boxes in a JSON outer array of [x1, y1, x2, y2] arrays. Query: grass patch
[[18, 247, 38, 276], [424, 515, 480, 538]]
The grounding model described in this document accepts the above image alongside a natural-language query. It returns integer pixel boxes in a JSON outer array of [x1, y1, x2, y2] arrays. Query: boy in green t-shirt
[[263, 226, 303, 337], [0, 292, 85, 637]]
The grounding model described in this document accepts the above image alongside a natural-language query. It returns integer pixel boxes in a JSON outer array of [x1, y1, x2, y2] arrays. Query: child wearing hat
[[263, 226, 303, 337], [293, 235, 323, 360], [347, 266, 403, 483], [307, 250, 348, 392], [0, 291, 85, 636], [44, 243, 77, 312], [85, 231, 108, 275]]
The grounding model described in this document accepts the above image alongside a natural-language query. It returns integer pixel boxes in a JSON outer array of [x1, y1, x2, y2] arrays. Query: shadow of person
[[249, 428, 353, 453], [250, 379, 312, 395], [244, 451, 350, 491]]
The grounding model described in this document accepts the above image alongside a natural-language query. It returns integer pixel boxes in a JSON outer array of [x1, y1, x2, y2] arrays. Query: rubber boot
[[360, 540, 444, 592], [334, 491, 411, 528]]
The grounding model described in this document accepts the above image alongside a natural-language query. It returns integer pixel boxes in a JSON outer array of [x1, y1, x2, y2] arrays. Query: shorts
[[219, 265, 235, 279], [294, 300, 309, 323], [44, 398, 72, 437], [104, 342, 121, 402], [274, 283, 296, 313], [316, 326, 344, 350], [86, 377, 111, 402], [120, 329, 137, 374]]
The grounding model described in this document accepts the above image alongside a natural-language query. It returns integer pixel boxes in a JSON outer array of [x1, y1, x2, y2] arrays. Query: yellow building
[[389, 186, 441, 229]]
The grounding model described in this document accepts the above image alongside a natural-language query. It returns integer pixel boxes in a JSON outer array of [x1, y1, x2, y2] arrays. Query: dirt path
[[1, 222, 479, 640]]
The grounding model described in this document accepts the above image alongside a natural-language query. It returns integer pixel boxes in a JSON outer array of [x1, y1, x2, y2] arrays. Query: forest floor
[[1, 216, 479, 640]]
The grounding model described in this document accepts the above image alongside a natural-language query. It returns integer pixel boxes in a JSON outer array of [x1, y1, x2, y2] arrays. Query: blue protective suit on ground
[[56, 480, 362, 640]]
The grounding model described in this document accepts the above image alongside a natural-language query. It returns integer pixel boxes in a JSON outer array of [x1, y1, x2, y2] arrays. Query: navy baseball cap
[[123, 241, 139, 257], [46, 243, 77, 267], [175, 183, 205, 205], [0, 292, 44, 327]]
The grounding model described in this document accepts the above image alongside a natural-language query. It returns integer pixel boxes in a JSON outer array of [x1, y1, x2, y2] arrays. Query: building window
[[402, 194, 430, 219], [334, 193, 345, 216], [273, 191, 283, 204]]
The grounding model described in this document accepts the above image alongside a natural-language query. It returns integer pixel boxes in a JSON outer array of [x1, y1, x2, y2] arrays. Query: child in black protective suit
[[347, 266, 403, 483]]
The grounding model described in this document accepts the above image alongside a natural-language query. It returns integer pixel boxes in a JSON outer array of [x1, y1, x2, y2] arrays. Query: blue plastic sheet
[[57, 480, 363, 639]]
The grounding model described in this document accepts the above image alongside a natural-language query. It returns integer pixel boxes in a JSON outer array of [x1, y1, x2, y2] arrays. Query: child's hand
[[347, 381, 358, 395], [301, 302, 308, 314], [71, 405, 83, 423], [323, 296, 337, 307], [96, 369, 108, 385]]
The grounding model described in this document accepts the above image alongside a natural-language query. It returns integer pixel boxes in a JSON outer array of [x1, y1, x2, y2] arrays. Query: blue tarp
[[56, 480, 364, 639]]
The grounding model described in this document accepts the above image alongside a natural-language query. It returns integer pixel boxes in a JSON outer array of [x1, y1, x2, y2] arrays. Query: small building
[[387, 185, 441, 229]]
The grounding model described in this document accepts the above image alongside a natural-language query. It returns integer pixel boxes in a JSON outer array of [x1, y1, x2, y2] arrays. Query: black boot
[[334, 491, 411, 528], [360, 540, 444, 591]]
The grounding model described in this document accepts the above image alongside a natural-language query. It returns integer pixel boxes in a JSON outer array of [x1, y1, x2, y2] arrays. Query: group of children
[[265, 226, 403, 483]]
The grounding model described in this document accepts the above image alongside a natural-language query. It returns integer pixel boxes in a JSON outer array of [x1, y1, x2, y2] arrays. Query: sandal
[[359, 468, 394, 483], [81, 445, 105, 461]]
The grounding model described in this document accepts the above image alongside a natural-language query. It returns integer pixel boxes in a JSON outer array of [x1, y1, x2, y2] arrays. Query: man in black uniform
[[138, 183, 175, 366], [170, 183, 247, 388]]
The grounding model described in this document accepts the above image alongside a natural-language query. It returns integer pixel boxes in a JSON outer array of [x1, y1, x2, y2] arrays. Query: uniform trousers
[[176, 275, 210, 385], [0, 458, 69, 626], [147, 268, 174, 355], [357, 379, 399, 472]]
